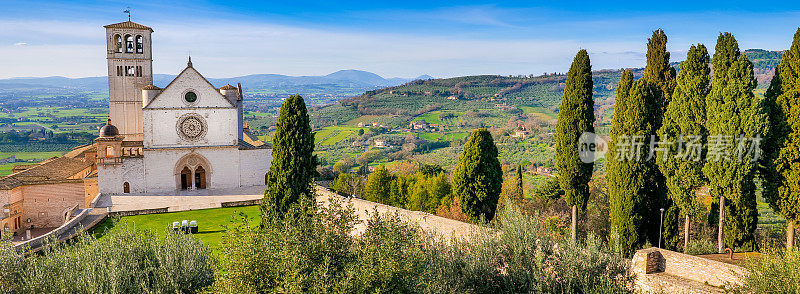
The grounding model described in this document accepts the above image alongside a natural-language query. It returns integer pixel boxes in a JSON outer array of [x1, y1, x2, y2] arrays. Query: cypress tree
[[657, 44, 711, 252], [764, 28, 800, 249], [704, 33, 768, 252], [453, 128, 502, 222], [514, 163, 524, 202], [644, 29, 680, 249], [645, 29, 678, 112], [555, 49, 595, 242], [608, 71, 661, 255], [264, 94, 318, 213]]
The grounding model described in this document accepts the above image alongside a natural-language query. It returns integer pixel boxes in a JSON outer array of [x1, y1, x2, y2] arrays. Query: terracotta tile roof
[[63, 144, 96, 159], [219, 84, 236, 90], [241, 130, 270, 149], [0, 157, 93, 190], [142, 84, 161, 90], [103, 21, 153, 31]]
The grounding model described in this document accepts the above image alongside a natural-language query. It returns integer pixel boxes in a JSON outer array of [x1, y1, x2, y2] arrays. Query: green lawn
[[91, 206, 261, 255]]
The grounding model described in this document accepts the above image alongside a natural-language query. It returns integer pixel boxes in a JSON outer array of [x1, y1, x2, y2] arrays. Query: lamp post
[[659, 208, 665, 248]]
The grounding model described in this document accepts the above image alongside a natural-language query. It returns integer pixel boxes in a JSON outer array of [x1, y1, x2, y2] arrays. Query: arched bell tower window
[[123, 182, 130, 193], [115, 34, 123, 53], [125, 35, 134, 53], [105, 146, 115, 158], [135, 35, 143, 54]]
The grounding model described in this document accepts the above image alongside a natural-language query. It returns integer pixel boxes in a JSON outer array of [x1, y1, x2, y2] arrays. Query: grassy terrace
[[91, 205, 261, 255]]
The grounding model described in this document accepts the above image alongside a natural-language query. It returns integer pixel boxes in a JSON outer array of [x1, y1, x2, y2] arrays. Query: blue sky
[[0, 0, 798, 79]]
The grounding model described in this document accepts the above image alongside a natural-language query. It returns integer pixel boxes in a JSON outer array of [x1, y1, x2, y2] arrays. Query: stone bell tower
[[104, 20, 153, 141]]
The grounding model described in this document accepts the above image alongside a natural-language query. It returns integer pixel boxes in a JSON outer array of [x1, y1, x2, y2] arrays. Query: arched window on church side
[[125, 35, 134, 53], [115, 34, 123, 53], [105, 146, 115, 158], [123, 182, 130, 193], [135, 35, 143, 54], [265, 173, 268, 185]]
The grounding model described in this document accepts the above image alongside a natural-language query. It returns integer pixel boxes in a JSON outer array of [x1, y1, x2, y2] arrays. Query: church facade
[[96, 21, 271, 195]]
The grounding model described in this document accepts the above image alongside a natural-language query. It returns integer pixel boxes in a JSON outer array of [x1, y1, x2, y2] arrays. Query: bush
[[733, 248, 800, 294], [215, 196, 633, 293], [425, 204, 633, 293], [0, 224, 215, 294], [684, 239, 718, 255]]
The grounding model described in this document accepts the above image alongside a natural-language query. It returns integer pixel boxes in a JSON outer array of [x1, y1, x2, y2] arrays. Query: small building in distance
[[374, 139, 388, 148]]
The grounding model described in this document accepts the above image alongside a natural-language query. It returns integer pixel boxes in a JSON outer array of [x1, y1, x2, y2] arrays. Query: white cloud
[[13, 42, 27, 46]]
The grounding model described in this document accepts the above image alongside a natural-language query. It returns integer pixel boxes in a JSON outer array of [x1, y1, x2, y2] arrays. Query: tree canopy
[[453, 128, 503, 222]]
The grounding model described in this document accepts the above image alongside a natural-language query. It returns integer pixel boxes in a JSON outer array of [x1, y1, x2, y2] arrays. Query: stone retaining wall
[[632, 247, 748, 293]]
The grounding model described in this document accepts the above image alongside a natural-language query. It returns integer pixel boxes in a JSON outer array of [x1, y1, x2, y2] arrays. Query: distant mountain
[[0, 70, 430, 92]]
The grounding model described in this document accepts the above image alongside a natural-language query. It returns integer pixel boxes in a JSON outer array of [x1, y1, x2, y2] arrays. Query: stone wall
[[632, 247, 747, 293], [21, 182, 86, 229]]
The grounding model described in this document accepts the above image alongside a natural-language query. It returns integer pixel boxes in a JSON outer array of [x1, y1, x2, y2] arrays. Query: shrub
[[215, 196, 633, 293], [684, 239, 718, 255], [0, 224, 214, 294], [733, 248, 800, 293]]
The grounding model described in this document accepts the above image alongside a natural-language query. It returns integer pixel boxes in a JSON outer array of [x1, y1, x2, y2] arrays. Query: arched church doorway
[[175, 153, 212, 191], [123, 182, 130, 193], [180, 167, 192, 190], [195, 166, 207, 189]]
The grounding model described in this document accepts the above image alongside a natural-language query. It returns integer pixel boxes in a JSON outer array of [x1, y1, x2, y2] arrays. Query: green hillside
[[309, 69, 645, 175]]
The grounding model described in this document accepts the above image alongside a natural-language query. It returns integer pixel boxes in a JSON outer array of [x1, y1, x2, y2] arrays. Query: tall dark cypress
[[645, 29, 678, 113], [555, 49, 595, 242], [608, 71, 660, 256], [764, 28, 800, 249], [264, 94, 318, 213], [704, 33, 767, 252], [453, 128, 502, 222], [657, 44, 711, 251], [644, 29, 679, 249]]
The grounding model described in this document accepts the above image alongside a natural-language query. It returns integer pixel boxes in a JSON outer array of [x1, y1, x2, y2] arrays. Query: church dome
[[99, 119, 119, 137]]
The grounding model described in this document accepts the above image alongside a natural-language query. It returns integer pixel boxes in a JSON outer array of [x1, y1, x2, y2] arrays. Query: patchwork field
[[0, 151, 67, 176]]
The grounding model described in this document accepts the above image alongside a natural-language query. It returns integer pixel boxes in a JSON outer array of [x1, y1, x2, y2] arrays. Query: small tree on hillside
[[453, 128, 502, 223], [555, 49, 595, 242], [514, 163, 525, 203], [657, 44, 711, 252], [364, 165, 395, 205], [264, 94, 317, 214]]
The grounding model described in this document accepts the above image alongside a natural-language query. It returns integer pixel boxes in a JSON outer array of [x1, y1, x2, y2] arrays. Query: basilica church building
[[95, 21, 271, 195]]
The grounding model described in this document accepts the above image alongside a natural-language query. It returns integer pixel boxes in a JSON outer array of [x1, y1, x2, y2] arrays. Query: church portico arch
[[174, 153, 212, 191]]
